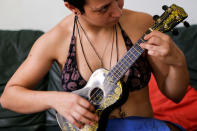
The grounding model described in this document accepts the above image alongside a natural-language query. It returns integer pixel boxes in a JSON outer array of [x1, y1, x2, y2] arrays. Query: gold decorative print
[[80, 82, 122, 131], [99, 81, 122, 109], [61, 122, 77, 131], [81, 123, 98, 131], [115, 82, 122, 96]]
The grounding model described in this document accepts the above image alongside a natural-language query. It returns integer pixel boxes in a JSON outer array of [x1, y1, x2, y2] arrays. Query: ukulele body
[[56, 68, 123, 131]]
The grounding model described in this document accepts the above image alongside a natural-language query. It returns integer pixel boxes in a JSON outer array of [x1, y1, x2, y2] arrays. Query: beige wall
[[0, 0, 196, 32]]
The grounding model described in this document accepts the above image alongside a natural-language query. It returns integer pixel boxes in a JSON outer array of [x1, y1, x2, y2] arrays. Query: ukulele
[[56, 4, 188, 131]]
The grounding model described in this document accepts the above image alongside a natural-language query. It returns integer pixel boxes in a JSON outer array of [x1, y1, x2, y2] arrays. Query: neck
[[77, 16, 114, 36]]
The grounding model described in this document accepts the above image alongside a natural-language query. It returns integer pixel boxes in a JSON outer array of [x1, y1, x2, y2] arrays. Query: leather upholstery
[[0, 30, 46, 131], [167, 25, 197, 90]]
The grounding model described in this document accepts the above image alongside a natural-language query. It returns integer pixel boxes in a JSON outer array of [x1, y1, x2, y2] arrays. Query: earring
[[74, 12, 78, 18], [74, 13, 78, 24], [74, 11, 78, 15], [75, 15, 78, 21]]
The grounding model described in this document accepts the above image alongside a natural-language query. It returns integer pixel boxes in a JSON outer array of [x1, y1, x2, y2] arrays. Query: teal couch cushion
[[0, 30, 47, 131], [167, 25, 197, 90]]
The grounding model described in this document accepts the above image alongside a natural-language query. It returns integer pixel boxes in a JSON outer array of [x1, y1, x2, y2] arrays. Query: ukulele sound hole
[[90, 87, 104, 105]]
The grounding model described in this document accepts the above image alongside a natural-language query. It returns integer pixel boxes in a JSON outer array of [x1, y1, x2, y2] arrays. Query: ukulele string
[[89, 28, 120, 105]]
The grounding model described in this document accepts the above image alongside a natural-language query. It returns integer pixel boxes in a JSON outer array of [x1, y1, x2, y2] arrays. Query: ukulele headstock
[[151, 4, 189, 34]]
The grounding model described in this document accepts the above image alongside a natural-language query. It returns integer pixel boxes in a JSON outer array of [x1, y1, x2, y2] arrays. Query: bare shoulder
[[119, 9, 154, 41], [120, 9, 154, 31], [32, 14, 74, 61], [4, 15, 75, 89]]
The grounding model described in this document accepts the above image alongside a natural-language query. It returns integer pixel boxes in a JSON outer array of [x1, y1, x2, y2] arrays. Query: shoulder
[[42, 14, 74, 47], [120, 9, 154, 31], [32, 14, 74, 60], [119, 9, 154, 42]]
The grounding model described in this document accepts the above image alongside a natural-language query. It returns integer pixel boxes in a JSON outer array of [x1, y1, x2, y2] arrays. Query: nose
[[111, 1, 122, 18]]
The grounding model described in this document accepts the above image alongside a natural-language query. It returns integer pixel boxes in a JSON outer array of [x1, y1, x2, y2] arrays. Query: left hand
[[140, 30, 185, 66]]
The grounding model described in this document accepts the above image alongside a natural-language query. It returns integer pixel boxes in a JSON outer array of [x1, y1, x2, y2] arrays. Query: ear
[[64, 2, 81, 15]]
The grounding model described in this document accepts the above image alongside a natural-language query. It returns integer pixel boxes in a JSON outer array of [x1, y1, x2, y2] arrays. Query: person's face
[[81, 0, 124, 27]]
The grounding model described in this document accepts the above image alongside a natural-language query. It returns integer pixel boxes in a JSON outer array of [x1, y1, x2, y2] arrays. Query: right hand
[[52, 92, 99, 129]]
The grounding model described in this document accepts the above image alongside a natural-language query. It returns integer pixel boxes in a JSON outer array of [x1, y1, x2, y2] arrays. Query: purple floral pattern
[[61, 36, 87, 92]]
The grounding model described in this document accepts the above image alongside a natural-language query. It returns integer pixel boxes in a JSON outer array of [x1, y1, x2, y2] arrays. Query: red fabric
[[149, 74, 197, 131]]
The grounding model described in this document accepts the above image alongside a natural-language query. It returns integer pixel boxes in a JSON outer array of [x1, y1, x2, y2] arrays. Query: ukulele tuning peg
[[153, 15, 159, 21], [162, 5, 168, 11], [171, 28, 179, 36], [183, 21, 190, 28]]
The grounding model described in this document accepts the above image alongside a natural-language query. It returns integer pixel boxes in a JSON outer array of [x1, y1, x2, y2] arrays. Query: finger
[[140, 43, 158, 51], [146, 36, 162, 46], [75, 104, 99, 122], [66, 114, 84, 129], [141, 44, 167, 57], [140, 43, 162, 57], [144, 30, 168, 40], [72, 111, 94, 126], [78, 97, 95, 112], [147, 50, 160, 56]]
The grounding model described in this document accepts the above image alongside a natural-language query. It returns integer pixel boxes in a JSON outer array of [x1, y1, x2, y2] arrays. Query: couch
[[0, 25, 197, 131], [0, 30, 47, 131]]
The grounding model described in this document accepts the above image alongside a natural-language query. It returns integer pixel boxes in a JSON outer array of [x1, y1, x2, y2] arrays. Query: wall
[[0, 0, 196, 32]]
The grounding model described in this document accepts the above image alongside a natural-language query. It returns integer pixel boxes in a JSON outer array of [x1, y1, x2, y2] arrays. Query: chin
[[107, 20, 120, 26], [93, 20, 119, 27]]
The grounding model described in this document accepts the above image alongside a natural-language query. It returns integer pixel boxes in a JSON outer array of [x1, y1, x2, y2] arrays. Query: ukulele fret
[[125, 53, 134, 62], [133, 46, 141, 54], [111, 68, 121, 79], [117, 63, 126, 71], [129, 49, 137, 58], [134, 43, 144, 53], [110, 73, 118, 82], [114, 64, 126, 78], [107, 41, 145, 83], [113, 60, 129, 79], [123, 57, 131, 66]]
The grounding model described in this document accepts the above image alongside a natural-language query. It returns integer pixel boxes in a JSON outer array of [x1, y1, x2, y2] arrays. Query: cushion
[[0, 30, 47, 131], [167, 25, 197, 89], [149, 74, 197, 131]]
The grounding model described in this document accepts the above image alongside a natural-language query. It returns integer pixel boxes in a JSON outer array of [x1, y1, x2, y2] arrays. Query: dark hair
[[64, 0, 86, 14]]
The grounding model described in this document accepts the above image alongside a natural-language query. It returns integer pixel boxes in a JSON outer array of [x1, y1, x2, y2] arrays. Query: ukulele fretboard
[[107, 37, 146, 84]]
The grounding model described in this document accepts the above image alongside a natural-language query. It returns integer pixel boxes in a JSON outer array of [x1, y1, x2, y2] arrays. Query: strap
[[118, 22, 133, 49], [72, 15, 78, 37]]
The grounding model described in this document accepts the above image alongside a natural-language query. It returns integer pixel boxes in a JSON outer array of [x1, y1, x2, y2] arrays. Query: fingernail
[[80, 125, 84, 129], [148, 50, 154, 55], [140, 44, 144, 48], [90, 122, 94, 126], [144, 35, 148, 40], [96, 116, 99, 121]]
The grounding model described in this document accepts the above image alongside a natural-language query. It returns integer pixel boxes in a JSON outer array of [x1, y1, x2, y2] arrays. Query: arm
[[122, 11, 189, 103], [1, 31, 57, 113], [141, 31, 189, 103], [1, 28, 98, 128]]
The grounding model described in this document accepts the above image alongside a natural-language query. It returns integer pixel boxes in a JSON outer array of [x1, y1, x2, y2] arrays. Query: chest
[[75, 28, 130, 81], [61, 28, 151, 92]]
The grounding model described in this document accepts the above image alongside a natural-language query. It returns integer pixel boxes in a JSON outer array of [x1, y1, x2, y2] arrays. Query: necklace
[[76, 16, 117, 72], [75, 16, 126, 118]]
